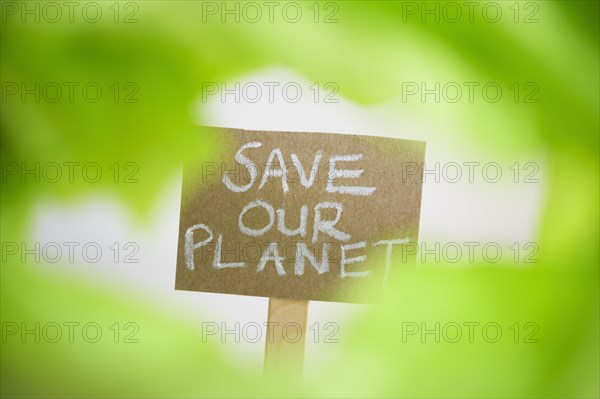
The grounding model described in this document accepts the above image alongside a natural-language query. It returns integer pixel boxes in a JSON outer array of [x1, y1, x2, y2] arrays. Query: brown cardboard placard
[[175, 126, 425, 303]]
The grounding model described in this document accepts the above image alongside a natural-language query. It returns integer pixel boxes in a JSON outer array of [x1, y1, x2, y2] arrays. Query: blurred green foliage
[[1, 1, 598, 397]]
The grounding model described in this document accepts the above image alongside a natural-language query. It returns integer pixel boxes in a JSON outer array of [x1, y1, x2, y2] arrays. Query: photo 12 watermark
[[401, 81, 540, 104], [1, 162, 140, 184], [401, 161, 541, 184], [1, 241, 140, 264], [1, 321, 140, 343], [399, 1, 540, 24], [201, 81, 339, 104], [201, 1, 340, 24], [1, 1, 140, 24], [1, 82, 139, 104], [201, 321, 339, 344], [187, 239, 539, 266], [193, 160, 540, 185], [400, 321, 539, 343]]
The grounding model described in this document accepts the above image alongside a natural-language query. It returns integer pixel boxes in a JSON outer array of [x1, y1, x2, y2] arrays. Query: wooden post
[[264, 297, 309, 380]]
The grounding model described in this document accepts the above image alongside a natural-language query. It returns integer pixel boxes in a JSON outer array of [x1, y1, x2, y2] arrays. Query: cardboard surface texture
[[175, 127, 425, 303]]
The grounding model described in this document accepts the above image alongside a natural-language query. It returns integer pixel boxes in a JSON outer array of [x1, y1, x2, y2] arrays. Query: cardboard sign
[[175, 127, 425, 303]]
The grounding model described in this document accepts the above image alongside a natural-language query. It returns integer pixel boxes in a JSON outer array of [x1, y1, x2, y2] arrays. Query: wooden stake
[[264, 297, 309, 380]]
